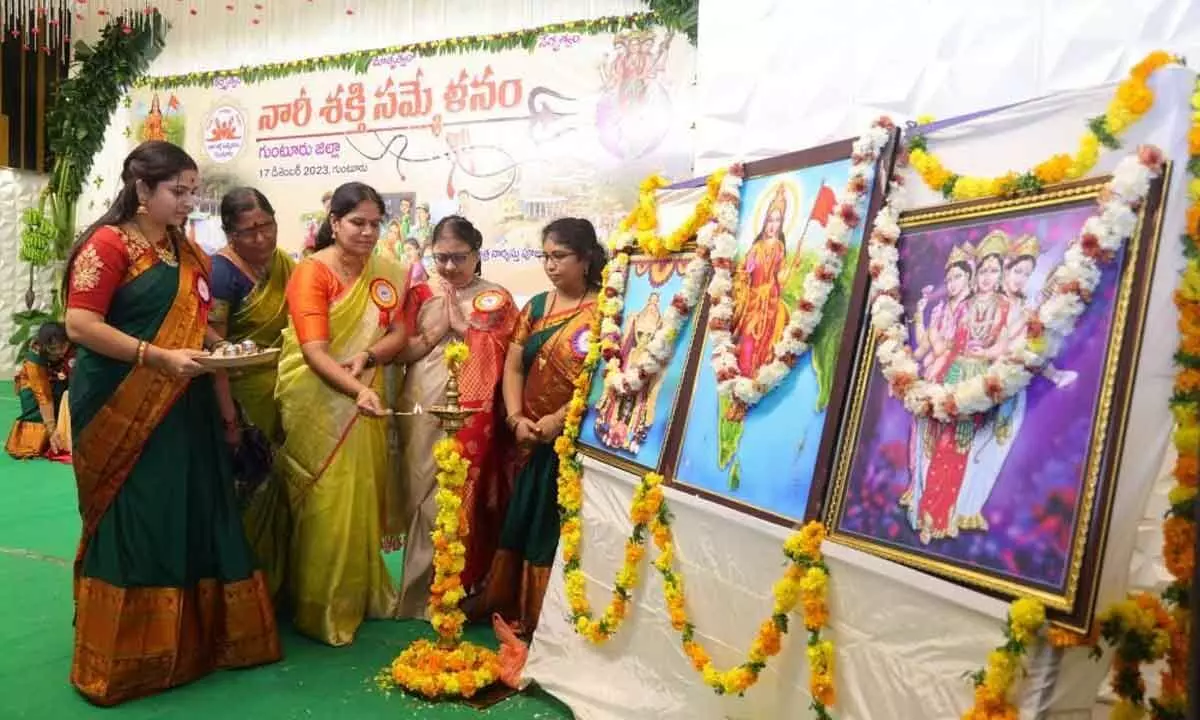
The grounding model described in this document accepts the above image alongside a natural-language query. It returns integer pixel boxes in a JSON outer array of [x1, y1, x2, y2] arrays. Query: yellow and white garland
[[601, 170, 728, 397], [868, 146, 1165, 421], [705, 117, 895, 414], [386, 342, 501, 700]]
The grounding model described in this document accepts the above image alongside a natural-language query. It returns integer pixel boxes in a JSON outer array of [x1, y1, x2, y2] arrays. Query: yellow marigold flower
[[443, 340, 470, 368], [701, 664, 721, 687], [1009, 598, 1046, 643], [1168, 484, 1197, 507], [916, 114, 935, 125], [772, 576, 801, 613], [800, 566, 828, 595], [806, 640, 834, 673]]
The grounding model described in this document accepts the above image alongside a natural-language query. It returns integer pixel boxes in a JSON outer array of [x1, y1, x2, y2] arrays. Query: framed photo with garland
[[824, 170, 1169, 631], [577, 251, 707, 474], [669, 129, 898, 526]]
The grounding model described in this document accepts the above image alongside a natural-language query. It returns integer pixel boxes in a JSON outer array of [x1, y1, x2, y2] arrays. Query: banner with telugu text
[[127, 29, 694, 298]]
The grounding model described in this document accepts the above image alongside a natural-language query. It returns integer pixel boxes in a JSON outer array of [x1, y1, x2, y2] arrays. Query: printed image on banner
[[128, 29, 694, 299]]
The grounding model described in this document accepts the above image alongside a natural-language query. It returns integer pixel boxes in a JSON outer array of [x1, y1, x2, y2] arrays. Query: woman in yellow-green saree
[[276, 181, 409, 646], [208, 187, 295, 600]]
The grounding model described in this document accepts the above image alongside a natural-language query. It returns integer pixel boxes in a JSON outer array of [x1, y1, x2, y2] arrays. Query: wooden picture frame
[[663, 132, 899, 526], [823, 172, 1169, 630]]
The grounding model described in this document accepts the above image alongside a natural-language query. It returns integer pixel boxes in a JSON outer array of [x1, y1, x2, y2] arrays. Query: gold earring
[[136, 202, 149, 215]]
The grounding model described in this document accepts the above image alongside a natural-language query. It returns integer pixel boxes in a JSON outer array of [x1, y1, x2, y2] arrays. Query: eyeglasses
[[537, 251, 576, 265], [230, 220, 278, 240], [432, 251, 474, 266]]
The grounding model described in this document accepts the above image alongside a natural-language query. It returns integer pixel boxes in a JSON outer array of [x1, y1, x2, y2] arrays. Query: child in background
[[6, 322, 72, 460]]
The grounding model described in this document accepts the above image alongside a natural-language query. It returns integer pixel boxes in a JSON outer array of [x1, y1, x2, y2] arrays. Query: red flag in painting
[[808, 183, 837, 226]]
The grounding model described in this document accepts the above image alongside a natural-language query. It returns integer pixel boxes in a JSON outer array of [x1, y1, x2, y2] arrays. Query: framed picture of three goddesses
[[575, 128, 1170, 631]]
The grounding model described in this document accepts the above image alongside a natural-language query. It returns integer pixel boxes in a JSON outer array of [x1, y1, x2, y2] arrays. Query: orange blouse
[[284, 259, 345, 345]]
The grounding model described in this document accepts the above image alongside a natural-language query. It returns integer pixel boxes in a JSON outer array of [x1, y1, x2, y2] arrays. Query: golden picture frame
[[823, 172, 1169, 631]]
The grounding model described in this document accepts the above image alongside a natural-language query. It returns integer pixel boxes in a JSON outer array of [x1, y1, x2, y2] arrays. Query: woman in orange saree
[[394, 216, 518, 618], [477, 217, 605, 635], [275, 181, 409, 646], [64, 141, 280, 706]]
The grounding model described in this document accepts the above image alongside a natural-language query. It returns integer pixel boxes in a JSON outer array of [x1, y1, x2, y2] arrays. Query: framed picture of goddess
[[578, 254, 705, 473], [825, 173, 1168, 630], [671, 135, 896, 525]]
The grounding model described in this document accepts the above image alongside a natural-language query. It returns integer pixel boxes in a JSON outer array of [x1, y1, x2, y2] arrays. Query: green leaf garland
[[137, 12, 663, 91]]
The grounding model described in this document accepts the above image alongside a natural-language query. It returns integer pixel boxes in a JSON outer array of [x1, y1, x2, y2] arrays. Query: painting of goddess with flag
[[674, 158, 872, 523]]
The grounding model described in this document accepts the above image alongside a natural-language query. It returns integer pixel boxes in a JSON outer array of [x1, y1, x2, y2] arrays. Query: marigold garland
[[554, 291, 837, 707], [656, 517, 836, 712], [383, 342, 500, 700], [1098, 593, 1177, 719], [909, 50, 1180, 200], [610, 168, 723, 258], [961, 597, 1045, 720]]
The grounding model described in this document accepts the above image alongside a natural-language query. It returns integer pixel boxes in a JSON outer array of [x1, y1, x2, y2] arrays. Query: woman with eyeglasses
[[275, 181, 409, 646], [394, 215, 519, 618], [63, 141, 281, 705], [474, 217, 605, 637], [207, 187, 296, 602]]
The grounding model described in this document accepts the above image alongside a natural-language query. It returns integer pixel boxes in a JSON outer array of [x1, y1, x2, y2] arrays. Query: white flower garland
[[702, 117, 895, 412], [599, 172, 739, 396], [867, 145, 1164, 421]]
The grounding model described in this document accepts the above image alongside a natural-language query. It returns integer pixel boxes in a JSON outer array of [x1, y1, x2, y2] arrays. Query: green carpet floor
[[0, 383, 572, 719]]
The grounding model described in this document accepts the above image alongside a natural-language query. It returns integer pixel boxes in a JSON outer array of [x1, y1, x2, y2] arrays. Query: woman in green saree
[[276, 181, 409, 646], [477, 217, 605, 636], [208, 187, 295, 600], [64, 141, 280, 706]]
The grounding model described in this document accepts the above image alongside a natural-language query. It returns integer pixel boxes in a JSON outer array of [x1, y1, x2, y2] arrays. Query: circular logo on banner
[[570, 326, 591, 360], [195, 275, 212, 304], [370, 278, 399, 310], [202, 104, 246, 163], [473, 289, 507, 313]]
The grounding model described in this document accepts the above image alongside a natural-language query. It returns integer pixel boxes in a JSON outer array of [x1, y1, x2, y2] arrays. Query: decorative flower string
[[1097, 593, 1176, 720], [962, 597, 1046, 720], [610, 169, 722, 259], [908, 50, 1180, 200], [655, 517, 836, 712], [601, 169, 729, 398], [868, 146, 1166, 421], [704, 116, 896, 416], [384, 342, 501, 700], [555, 298, 836, 707], [555, 269, 649, 641]]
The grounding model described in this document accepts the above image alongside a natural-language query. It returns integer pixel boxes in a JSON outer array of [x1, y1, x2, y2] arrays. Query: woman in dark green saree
[[476, 217, 604, 636], [64, 141, 280, 706]]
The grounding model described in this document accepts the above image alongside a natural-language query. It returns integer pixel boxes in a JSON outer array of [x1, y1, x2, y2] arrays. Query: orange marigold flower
[[1174, 454, 1199, 488], [1190, 125, 1200, 155], [1131, 50, 1175, 80], [1178, 368, 1200, 394]]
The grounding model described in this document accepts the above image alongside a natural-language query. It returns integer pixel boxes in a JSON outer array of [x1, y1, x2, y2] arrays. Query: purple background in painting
[[837, 203, 1125, 593]]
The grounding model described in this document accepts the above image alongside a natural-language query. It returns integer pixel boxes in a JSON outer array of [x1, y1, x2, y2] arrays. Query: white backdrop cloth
[[524, 67, 1194, 719]]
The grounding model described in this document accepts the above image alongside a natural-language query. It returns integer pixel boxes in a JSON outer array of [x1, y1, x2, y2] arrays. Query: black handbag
[[230, 402, 273, 505]]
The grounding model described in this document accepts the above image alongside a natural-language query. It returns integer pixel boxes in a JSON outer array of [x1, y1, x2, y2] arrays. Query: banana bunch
[[19, 207, 57, 266]]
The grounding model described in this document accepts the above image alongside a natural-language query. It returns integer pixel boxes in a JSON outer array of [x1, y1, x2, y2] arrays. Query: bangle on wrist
[[364, 349, 378, 368], [506, 413, 524, 429], [136, 341, 148, 366]]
